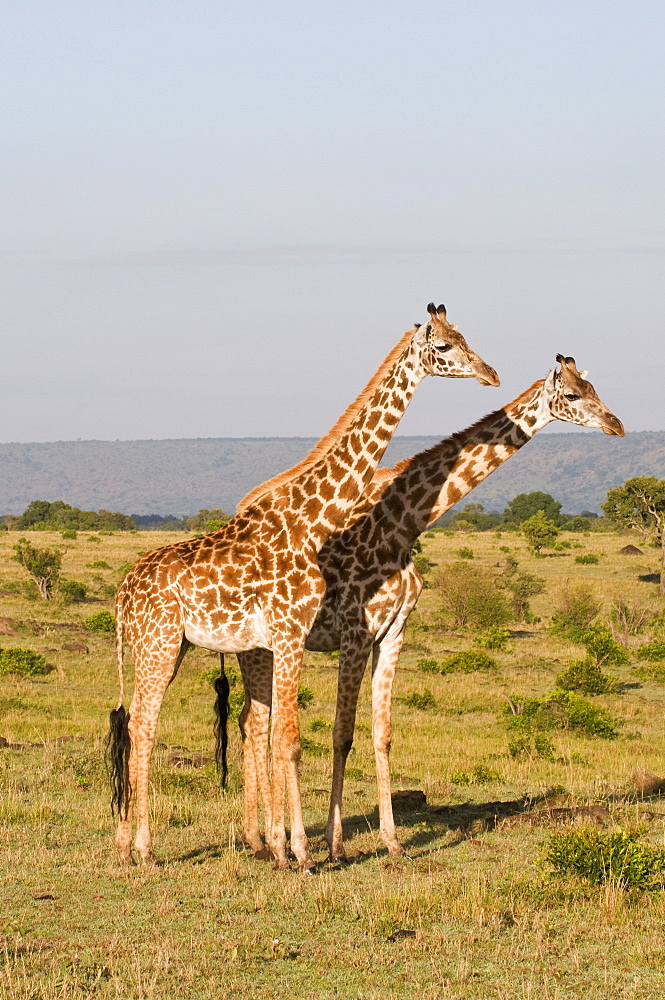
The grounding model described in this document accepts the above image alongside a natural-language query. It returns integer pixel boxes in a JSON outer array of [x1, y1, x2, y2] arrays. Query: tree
[[521, 510, 559, 554], [450, 503, 501, 532], [16, 500, 135, 531], [13, 539, 62, 598], [602, 477, 665, 594], [186, 508, 231, 532], [503, 492, 563, 527]]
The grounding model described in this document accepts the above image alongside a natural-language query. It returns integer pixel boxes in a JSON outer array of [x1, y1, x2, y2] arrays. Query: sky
[[1, 1, 663, 443]]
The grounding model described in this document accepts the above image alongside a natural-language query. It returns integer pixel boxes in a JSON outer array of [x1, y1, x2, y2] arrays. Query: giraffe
[[233, 355, 623, 860], [108, 303, 499, 870]]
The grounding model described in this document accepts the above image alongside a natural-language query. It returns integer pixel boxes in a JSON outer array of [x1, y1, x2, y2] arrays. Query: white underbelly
[[184, 608, 272, 653]]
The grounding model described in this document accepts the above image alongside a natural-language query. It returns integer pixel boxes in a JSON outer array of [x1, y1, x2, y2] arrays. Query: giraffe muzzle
[[476, 364, 500, 388], [602, 413, 625, 437]]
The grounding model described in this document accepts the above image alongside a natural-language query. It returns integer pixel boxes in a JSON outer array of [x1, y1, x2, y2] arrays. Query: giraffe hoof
[[253, 847, 273, 862], [302, 864, 318, 875]]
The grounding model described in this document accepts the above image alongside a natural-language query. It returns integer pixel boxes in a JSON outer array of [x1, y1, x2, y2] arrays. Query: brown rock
[[619, 544, 643, 555]]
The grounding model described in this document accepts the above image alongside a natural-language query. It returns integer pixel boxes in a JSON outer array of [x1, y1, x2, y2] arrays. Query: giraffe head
[[414, 303, 500, 386], [543, 355, 624, 435]]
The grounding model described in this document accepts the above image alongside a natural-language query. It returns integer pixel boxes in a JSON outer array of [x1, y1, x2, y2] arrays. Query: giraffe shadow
[[309, 796, 534, 860]]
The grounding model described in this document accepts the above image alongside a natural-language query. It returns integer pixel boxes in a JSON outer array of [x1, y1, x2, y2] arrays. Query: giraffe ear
[[426, 302, 437, 319], [544, 367, 557, 392], [437, 303, 447, 319], [579, 369, 588, 380]]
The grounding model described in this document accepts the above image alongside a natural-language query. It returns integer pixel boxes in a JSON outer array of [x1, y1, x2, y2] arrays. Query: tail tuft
[[213, 662, 230, 789], [106, 705, 131, 817]]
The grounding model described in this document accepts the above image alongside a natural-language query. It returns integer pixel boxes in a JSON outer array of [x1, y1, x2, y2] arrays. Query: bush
[[84, 610, 116, 632], [61, 529, 77, 540], [297, 686, 315, 709], [417, 658, 441, 674], [499, 556, 545, 623], [434, 561, 513, 630], [502, 690, 618, 739], [508, 732, 555, 759], [544, 828, 665, 888], [521, 511, 559, 553], [310, 717, 333, 733], [86, 560, 112, 570], [59, 580, 88, 604], [403, 689, 437, 710], [635, 663, 665, 682], [0, 647, 53, 677], [550, 584, 601, 641], [575, 554, 599, 565], [117, 562, 135, 580], [442, 650, 498, 673], [562, 517, 592, 532], [12, 539, 62, 599], [555, 658, 618, 695], [456, 547, 474, 559], [610, 599, 655, 643], [473, 627, 511, 651], [580, 626, 629, 667], [450, 764, 502, 785], [636, 640, 665, 662]]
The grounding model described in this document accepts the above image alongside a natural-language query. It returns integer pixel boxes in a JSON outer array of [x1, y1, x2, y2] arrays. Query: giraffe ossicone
[[108, 303, 498, 870], [234, 354, 623, 861]]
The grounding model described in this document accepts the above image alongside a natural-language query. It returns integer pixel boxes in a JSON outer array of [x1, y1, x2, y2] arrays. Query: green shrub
[[502, 690, 618, 739], [550, 584, 601, 641], [86, 560, 112, 570], [635, 663, 665, 682], [60, 529, 77, 540], [450, 764, 502, 785], [84, 610, 116, 633], [441, 650, 498, 674], [551, 690, 618, 739], [473, 627, 511, 651], [555, 658, 618, 696], [310, 717, 333, 733], [59, 580, 88, 604], [117, 562, 134, 579], [456, 547, 474, 560], [544, 828, 665, 888], [507, 732, 556, 759], [521, 511, 559, 553], [575, 553, 599, 565], [580, 626, 629, 667], [434, 561, 513, 630], [417, 657, 441, 674], [297, 686, 315, 709], [499, 556, 545, 623], [636, 640, 665, 662], [13, 539, 62, 599], [199, 661, 240, 688], [403, 689, 437, 711], [300, 736, 327, 757], [0, 647, 53, 677]]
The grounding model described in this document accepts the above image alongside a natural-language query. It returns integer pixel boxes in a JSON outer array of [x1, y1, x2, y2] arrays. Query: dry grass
[[1, 526, 665, 998]]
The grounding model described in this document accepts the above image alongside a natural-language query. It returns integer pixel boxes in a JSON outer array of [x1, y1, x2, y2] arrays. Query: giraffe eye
[[435, 343, 452, 353], [565, 393, 580, 401]]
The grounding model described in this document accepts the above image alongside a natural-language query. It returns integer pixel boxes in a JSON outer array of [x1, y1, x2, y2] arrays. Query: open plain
[[2, 525, 665, 999]]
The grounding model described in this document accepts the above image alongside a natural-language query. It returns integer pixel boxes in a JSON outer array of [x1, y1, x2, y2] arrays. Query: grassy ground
[[2, 526, 665, 998]]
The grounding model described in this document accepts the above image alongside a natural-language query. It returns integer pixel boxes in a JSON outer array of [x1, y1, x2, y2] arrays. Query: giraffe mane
[[236, 325, 419, 512]]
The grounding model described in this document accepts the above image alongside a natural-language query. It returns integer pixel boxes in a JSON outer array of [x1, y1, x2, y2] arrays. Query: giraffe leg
[[268, 638, 315, 872], [237, 649, 274, 856], [325, 630, 373, 861], [371, 630, 406, 857], [130, 638, 188, 863]]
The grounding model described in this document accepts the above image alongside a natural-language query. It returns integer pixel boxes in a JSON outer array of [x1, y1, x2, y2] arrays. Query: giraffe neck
[[279, 338, 424, 541], [362, 379, 551, 546]]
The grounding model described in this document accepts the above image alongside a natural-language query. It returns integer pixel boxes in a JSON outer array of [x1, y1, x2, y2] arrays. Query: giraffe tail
[[213, 654, 230, 789], [106, 590, 131, 818]]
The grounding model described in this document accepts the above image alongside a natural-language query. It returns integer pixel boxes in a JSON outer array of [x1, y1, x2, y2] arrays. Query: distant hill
[[1, 431, 664, 517]]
